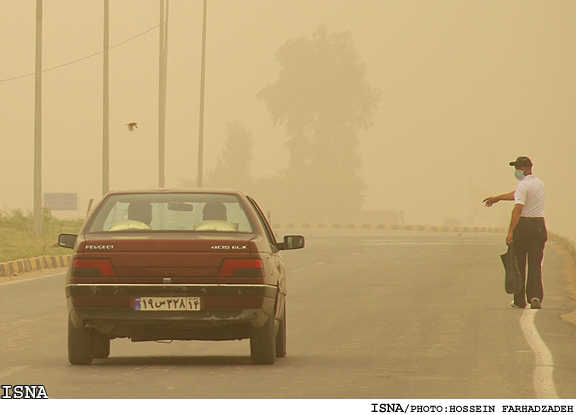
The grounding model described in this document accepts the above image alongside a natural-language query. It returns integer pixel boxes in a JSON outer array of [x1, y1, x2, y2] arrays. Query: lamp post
[[197, 0, 207, 187], [33, 0, 43, 235], [102, 0, 110, 196], [159, 0, 169, 187]]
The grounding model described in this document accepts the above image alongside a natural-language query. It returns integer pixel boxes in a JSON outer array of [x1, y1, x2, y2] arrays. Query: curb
[[549, 232, 576, 265], [0, 255, 71, 277]]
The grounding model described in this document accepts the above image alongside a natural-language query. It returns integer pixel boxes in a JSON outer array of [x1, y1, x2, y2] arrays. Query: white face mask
[[514, 169, 525, 180]]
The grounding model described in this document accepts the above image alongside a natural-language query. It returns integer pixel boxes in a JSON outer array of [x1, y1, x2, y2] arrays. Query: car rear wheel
[[250, 315, 276, 364], [93, 333, 111, 359], [275, 304, 287, 358], [68, 318, 94, 365]]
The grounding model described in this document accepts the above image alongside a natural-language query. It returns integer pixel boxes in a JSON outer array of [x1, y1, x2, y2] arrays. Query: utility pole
[[197, 0, 207, 187], [102, 0, 110, 196], [159, 0, 169, 187], [33, 0, 43, 236]]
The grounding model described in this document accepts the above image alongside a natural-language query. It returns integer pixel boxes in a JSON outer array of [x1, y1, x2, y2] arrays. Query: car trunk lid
[[75, 233, 257, 278]]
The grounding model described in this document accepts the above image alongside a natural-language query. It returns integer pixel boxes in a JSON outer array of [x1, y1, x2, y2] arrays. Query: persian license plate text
[[136, 297, 201, 311]]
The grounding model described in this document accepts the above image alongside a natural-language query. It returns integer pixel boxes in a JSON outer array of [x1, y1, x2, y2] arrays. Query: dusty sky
[[1, 1, 575, 239]]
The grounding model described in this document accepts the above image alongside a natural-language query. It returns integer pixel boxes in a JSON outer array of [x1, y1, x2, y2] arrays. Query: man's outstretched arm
[[483, 191, 515, 207]]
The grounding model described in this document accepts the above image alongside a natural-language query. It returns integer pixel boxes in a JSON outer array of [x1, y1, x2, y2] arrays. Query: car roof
[[106, 188, 246, 196]]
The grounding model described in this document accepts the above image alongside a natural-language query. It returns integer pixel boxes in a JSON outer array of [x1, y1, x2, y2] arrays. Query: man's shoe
[[531, 298, 542, 309], [511, 301, 525, 309]]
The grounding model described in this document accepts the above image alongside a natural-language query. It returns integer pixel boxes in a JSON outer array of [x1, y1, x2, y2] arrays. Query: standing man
[[483, 156, 547, 309]]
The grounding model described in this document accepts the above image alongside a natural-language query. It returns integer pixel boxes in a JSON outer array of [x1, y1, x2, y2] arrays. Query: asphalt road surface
[[1, 229, 576, 399]]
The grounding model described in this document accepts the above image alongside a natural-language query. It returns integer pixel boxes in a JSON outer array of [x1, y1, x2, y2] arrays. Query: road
[[1, 228, 575, 399]]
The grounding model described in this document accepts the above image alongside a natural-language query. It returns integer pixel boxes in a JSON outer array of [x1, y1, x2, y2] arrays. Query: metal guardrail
[[272, 222, 508, 233], [273, 223, 576, 268]]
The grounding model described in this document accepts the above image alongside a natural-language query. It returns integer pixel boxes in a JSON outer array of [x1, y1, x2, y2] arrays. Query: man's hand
[[483, 196, 500, 207], [506, 231, 514, 245]]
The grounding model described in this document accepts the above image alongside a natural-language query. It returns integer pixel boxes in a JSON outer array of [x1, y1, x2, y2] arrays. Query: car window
[[246, 196, 278, 248], [87, 193, 255, 233]]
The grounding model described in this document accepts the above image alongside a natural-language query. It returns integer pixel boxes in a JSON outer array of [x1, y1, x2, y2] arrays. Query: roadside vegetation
[[0, 208, 83, 262]]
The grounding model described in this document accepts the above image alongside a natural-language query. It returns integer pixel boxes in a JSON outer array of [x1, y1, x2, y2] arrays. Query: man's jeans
[[513, 217, 547, 307]]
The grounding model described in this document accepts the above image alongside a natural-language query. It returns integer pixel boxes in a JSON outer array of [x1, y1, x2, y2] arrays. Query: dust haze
[[1, 1, 575, 240]]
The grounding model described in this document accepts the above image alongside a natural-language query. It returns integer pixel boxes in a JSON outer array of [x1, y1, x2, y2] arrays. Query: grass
[[0, 208, 83, 262]]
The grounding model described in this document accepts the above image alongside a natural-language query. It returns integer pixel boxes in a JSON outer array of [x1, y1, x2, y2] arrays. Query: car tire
[[250, 315, 276, 364], [68, 318, 94, 365], [275, 303, 287, 358], [93, 333, 111, 359]]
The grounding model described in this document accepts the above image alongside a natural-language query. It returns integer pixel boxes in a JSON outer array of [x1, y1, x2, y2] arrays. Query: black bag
[[500, 244, 523, 294]]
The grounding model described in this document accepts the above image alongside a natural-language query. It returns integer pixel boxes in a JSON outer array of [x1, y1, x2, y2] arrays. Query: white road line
[[520, 310, 559, 399], [0, 366, 27, 379], [0, 270, 64, 287]]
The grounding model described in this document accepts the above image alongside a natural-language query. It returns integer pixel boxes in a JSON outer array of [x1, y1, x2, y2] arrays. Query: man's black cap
[[509, 156, 533, 168]]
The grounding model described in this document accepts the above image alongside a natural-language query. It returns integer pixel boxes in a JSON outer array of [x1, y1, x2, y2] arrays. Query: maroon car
[[58, 189, 304, 365]]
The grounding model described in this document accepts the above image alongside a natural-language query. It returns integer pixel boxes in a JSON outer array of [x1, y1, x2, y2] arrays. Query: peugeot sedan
[[59, 189, 304, 365]]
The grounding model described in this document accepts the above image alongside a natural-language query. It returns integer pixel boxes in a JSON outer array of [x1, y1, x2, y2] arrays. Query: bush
[[0, 209, 83, 262]]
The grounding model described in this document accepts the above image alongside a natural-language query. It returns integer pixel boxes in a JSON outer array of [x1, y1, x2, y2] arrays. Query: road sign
[[44, 193, 77, 211]]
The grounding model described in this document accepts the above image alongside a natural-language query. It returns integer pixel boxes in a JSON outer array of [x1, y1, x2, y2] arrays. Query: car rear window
[[86, 193, 255, 233]]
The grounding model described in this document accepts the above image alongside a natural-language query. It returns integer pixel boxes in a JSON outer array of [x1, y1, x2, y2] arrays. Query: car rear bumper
[[66, 283, 277, 341]]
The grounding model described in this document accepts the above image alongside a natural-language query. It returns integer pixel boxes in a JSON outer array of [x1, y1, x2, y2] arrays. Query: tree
[[206, 120, 253, 190], [257, 25, 379, 221]]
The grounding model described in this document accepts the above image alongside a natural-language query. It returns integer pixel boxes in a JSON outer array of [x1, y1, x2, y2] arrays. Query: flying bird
[[126, 122, 138, 132]]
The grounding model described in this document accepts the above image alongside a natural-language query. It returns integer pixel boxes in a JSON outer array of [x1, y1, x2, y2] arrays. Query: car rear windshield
[[86, 193, 255, 233]]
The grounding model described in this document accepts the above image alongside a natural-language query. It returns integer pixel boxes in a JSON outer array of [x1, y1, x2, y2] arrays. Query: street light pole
[[102, 0, 110, 196], [33, 0, 43, 236], [159, 0, 169, 187], [197, 0, 207, 187]]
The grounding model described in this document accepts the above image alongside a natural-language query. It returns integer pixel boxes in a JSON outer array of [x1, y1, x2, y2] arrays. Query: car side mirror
[[59, 234, 78, 249], [281, 235, 305, 250]]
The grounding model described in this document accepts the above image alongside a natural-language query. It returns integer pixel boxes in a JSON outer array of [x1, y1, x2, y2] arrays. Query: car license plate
[[135, 297, 201, 311]]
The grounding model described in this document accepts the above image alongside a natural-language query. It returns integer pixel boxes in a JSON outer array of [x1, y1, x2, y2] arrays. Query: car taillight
[[219, 259, 264, 277], [73, 259, 115, 277]]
